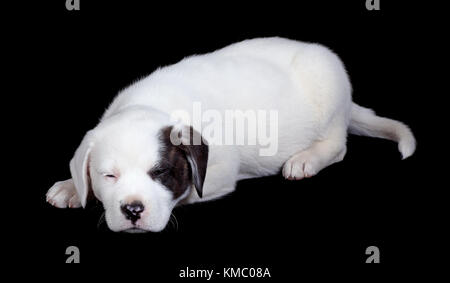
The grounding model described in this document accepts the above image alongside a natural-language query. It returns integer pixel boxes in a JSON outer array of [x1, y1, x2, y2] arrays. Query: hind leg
[[282, 124, 347, 180]]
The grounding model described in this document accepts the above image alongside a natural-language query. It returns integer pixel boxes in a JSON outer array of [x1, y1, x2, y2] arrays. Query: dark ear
[[171, 126, 208, 198]]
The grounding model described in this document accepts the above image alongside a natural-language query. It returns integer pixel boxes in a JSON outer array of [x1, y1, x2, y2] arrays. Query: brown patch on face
[[149, 126, 208, 199]]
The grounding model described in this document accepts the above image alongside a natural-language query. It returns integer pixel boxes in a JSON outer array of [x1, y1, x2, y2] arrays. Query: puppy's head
[[70, 111, 208, 232]]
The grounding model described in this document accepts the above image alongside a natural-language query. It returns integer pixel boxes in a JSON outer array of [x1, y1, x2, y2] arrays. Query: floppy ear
[[69, 130, 96, 208], [173, 126, 209, 198]]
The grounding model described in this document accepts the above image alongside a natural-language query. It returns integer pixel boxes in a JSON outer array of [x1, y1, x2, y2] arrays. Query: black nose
[[121, 201, 145, 223]]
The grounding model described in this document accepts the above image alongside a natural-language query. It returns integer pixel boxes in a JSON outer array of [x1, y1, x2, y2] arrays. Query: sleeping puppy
[[46, 37, 416, 232]]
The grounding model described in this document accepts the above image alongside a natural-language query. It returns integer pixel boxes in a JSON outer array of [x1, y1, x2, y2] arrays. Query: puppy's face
[[70, 114, 208, 233]]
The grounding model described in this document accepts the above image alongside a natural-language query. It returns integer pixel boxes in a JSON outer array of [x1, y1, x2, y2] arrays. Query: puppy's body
[[104, 38, 351, 199], [46, 37, 416, 232]]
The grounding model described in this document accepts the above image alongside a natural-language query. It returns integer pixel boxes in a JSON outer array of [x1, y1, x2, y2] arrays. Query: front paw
[[282, 152, 320, 180], [46, 179, 81, 208]]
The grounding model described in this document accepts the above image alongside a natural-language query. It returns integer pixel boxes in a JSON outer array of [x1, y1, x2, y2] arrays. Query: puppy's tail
[[348, 103, 416, 159]]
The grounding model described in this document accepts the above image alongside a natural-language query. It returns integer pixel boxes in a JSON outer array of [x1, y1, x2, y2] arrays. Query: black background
[[6, 0, 444, 280]]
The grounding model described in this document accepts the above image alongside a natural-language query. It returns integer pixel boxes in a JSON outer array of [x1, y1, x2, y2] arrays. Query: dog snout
[[121, 201, 145, 223]]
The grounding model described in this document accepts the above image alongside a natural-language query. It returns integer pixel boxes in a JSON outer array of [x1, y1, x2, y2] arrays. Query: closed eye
[[150, 167, 170, 178], [103, 173, 117, 179]]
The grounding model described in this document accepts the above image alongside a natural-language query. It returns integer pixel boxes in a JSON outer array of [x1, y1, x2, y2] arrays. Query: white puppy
[[46, 37, 416, 232]]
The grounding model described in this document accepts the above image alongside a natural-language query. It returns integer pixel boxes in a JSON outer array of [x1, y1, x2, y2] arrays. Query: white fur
[[46, 37, 416, 232]]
